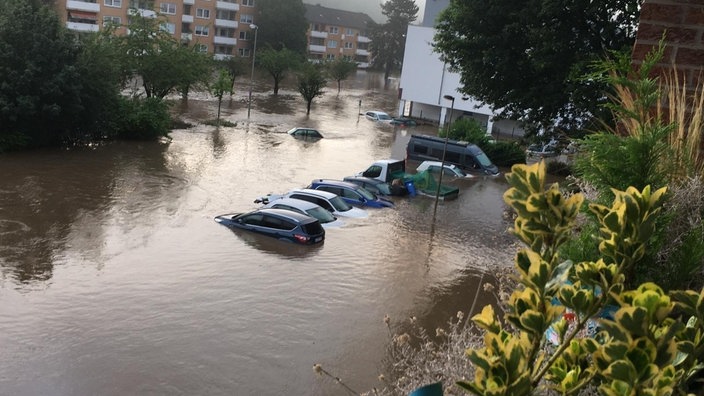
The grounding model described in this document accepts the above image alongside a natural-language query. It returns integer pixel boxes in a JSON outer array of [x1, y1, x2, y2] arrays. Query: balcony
[[66, 0, 100, 13], [66, 21, 99, 32], [356, 49, 369, 57], [214, 53, 233, 61], [183, 0, 194, 4], [310, 30, 327, 39], [309, 44, 326, 53], [215, 1, 239, 11], [213, 36, 237, 45], [128, 8, 157, 18], [357, 35, 371, 43], [214, 19, 237, 28], [182, 14, 193, 23]]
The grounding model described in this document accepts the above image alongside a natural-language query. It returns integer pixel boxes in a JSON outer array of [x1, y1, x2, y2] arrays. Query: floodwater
[[0, 72, 519, 395]]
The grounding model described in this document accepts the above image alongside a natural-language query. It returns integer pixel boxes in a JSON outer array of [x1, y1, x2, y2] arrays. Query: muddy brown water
[[0, 72, 519, 395]]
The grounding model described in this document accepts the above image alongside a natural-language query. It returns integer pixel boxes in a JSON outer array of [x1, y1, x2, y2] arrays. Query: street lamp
[[433, 94, 455, 215], [247, 24, 258, 119]]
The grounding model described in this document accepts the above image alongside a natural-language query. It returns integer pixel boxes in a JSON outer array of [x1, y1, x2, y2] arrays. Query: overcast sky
[[308, 0, 426, 23]]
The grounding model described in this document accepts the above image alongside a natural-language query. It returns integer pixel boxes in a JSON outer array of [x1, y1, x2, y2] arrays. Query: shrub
[[115, 96, 171, 140], [482, 141, 525, 168]]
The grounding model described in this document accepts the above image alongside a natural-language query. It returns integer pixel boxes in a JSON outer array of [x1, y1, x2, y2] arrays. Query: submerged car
[[390, 117, 417, 127], [262, 197, 344, 228], [214, 208, 325, 245], [342, 176, 407, 197], [255, 189, 368, 218], [364, 111, 393, 123], [308, 179, 395, 208], [287, 127, 323, 139], [526, 140, 559, 159], [416, 161, 472, 178]]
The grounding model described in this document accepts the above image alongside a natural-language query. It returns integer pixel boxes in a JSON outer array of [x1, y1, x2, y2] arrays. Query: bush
[[482, 140, 525, 167], [115, 97, 171, 140]]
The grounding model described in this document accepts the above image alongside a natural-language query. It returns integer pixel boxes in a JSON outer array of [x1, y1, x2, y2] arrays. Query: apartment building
[[56, 1, 375, 66], [58, 0, 259, 60], [303, 3, 374, 68]]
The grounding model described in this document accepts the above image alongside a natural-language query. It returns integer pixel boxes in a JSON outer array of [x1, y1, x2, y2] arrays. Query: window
[[344, 42, 353, 49], [445, 151, 460, 163], [195, 25, 209, 36], [239, 31, 252, 40], [129, 0, 154, 9], [238, 48, 251, 57], [196, 8, 210, 18], [242, 0, 254, 6], [215, 45, 233, 55], [103, 15, 121, 26], [345, 28, 353, 35], [326, 54, 335, 60], [329, 26, 338, 34], [160, 2, 176, 14], [161, 22, 175, 34], [195, 44, 208, 53], [327, 40, 337, 48], [216, 10, 236, 20], [105, 0, 122, 7], [240, 14, 253, 23]]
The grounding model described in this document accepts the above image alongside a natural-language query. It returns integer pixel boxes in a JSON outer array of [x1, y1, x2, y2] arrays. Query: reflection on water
[[0, 71, 518, 395]]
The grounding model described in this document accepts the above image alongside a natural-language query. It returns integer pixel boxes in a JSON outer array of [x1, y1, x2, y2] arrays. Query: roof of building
[[304, 3, 375, 31]]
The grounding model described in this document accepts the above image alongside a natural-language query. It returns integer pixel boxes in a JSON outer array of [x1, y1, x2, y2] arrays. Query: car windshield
[[329, 196, 353, 212], [378, 113, 392, 120], [356, 186, 376, 200], [476, 153, 493, 167], [306, 206, 336, 223], [453, 167, 468, 177], [374, 183, 391, 195]]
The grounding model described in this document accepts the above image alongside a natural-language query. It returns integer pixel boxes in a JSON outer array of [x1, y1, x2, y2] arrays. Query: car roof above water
[[254, 208, 318, 223], [287, 188, 338, 200]]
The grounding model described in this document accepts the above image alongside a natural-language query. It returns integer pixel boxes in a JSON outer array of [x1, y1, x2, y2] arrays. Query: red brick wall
[[632, 0, 704, 88]]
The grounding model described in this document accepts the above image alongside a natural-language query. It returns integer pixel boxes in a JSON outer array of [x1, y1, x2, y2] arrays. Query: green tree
[[370, 0, 418, 84], [255, 0, 308, 54], [120, 13, 211, 99], [0, 0, 85, 149], [433, 0, 642, 132], [297, 63, 326, 115], [257, 48, 302, 95], [326, 58, 357, 93], [210, 69, 234, 126], [216, 56, 248, 96]]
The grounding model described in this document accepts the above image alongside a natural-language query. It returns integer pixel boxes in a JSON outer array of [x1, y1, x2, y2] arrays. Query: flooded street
[[0, 72, 518, 395]]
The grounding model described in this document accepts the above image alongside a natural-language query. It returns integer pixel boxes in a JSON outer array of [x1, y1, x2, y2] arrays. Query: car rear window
[[302, 221, 324, 235]]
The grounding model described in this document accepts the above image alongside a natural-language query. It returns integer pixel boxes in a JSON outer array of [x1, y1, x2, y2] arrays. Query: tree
[[326, 58, 357, 93], [255, 0, 308, 55], [297, 63, 327, 115], [433, 0, 642, 133], [257, 48, 302, 95], [210, 69, 234, 126], [370, 0, 418, 84], [216, 56, 248, 96], [120, 13, 212, 99], [0, 0, 84, 149]]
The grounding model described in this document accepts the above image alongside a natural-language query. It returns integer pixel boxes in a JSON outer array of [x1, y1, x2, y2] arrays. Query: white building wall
[[397, 24, 524, 137]]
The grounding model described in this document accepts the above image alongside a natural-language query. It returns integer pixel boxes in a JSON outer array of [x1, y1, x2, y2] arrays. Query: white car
[[416, 161, 472, 178], [255, 189, 368, 218], [262, 197, 345, 228], [365, 110, 393, 123]]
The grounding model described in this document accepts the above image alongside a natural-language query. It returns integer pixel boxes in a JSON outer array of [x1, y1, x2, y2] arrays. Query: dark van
[[406, 134, 499, 176]]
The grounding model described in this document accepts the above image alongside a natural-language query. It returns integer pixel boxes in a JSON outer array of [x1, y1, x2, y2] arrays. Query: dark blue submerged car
[[215, 208, 325, 245], [307, 179, 394, 208]]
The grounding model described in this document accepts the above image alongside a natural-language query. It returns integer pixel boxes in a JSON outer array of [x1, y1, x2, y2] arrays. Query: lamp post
[[247, 24, 258, 119], [433, 94, 455, 216]]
